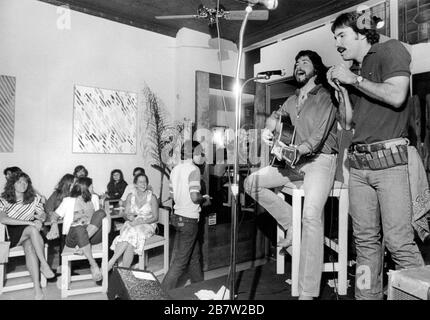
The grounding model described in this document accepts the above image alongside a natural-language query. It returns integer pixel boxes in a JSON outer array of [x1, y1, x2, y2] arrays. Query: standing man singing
[[245, 50, 338, 300], [328, 11, 424, 300]]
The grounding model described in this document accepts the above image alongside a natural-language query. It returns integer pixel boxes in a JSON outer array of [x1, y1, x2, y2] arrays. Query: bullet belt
[[348, 138, 409, 170]]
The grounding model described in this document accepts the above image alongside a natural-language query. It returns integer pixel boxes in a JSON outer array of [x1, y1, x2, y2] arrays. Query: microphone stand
[[229, 4, 253, 301]]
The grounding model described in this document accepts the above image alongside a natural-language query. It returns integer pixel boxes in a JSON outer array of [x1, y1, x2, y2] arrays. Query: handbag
[[0, 225, 11, 264]]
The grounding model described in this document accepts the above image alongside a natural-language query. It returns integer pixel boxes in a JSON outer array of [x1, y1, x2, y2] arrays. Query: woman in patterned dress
[[108, 173, 159, 270], [0, 172, 55, 300]]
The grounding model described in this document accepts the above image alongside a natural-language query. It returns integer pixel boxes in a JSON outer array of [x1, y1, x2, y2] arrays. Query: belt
[[173, 214, 199, 222], [350, 138, 409, 153]]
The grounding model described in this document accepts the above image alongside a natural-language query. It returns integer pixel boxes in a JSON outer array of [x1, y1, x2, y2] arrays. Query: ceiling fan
[[155, 2, 269, 26]]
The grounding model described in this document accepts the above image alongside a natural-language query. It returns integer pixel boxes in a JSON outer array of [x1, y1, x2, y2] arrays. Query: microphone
[[256, 70, 285, 79], [246, 0, 278, 10]]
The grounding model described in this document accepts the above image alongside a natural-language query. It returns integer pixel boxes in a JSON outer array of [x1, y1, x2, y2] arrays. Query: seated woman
[[48, 177, 110, 282], [0, 172, 55, 300], [108, 173, 159, 271], [105, 169, 128, 203], [44, 174, 74, 225]]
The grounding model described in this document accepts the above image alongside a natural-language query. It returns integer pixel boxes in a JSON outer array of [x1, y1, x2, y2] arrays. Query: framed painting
[[73, 85, 137, 154], [0, 75, 16, 153]]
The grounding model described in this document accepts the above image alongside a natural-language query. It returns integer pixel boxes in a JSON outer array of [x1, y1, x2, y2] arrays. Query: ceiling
[[39, 0, 365, 47]]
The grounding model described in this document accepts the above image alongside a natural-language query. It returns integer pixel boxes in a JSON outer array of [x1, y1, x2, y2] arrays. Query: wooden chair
[[0, 223, 47, 294], [60, 218, 108, 298], [276, 180, 349, 296], [136, 208, 169, 276]]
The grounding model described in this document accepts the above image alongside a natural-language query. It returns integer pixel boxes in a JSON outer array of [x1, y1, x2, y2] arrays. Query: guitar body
[[270, 116, 299, 168]]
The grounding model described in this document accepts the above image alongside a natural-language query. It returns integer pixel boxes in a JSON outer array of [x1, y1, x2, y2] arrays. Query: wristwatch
[[354, 75, 363, 87]]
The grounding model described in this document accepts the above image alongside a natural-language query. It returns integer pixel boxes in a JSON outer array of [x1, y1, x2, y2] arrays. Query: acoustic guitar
[[270, 116, 300, 168]]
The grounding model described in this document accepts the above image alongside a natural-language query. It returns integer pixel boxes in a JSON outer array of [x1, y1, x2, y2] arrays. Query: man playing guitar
[[244, 50, 338, 300]]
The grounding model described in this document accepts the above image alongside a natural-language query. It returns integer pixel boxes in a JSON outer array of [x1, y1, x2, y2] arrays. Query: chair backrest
[[0, 223, 5, 242], [101, 217, 109, 254], [157, 208, 169, 239]]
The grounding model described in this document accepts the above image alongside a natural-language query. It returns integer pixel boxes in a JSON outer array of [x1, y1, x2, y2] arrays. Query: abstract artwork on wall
[[73, 85, 137, 154], [0, 75, 16, 153]]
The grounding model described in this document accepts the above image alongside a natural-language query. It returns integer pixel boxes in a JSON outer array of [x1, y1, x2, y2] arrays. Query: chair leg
[[138, 254, 145, 270], [276, 225, 285, 274], [337, 189, 349, 295], [291, 191, 302, 297], [101, 257, 108, 293], [0, 264, 4, 294], [61, 258, 69, 299], [164, 243, 169, 275]]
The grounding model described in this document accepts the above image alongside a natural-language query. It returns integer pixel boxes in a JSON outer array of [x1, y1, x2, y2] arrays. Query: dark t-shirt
[[351, 39, 411, 144], [107, 180, 128, 200]]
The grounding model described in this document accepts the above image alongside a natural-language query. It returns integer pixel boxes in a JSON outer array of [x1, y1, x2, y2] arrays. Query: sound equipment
[[387, 265, 430, 300], [107, 267, 170, 300]]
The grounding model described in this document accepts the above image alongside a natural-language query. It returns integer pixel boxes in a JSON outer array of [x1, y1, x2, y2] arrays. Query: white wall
[[254, 24, 345, 79], [0, 0, 177, 197], [174, 28, 240, 121], [411, 43, 430, 74]]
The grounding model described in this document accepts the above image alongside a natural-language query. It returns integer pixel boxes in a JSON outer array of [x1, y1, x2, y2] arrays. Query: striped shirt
[[169, 160, 201, 219], [0, 194, 44, 221]]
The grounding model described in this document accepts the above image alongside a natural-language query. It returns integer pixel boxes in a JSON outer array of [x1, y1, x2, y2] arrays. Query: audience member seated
[[105, 169, 128, 203], [44, 174, 75, 223], [47, 177, 110, 282], [108, 173, 158, 271], [0, 172, 55, 300], [73, 165, 88, 179]]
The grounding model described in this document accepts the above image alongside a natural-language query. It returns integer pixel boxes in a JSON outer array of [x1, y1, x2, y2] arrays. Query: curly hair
[[3, 166, 22, 179], [1, 172, 36, 204], [73, 165, 88, 178], [331, 11, 380, 45], [294, 50, 329, 87], [70, 177, 93, 202]]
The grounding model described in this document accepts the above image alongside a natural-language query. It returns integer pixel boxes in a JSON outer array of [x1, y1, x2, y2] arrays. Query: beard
[[295, 70, 316, 88]]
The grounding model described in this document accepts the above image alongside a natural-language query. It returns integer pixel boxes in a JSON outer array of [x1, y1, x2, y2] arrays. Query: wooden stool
[[276, 180, 349, 296]]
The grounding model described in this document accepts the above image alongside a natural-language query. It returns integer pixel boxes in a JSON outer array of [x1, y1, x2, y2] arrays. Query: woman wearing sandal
[[0, 172, 55, 300], [48, 177, 110, 282]]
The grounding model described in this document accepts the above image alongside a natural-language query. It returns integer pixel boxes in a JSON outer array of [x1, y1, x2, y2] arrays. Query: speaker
[[387, 265, 430, 300], [107, 267, 170, 300]]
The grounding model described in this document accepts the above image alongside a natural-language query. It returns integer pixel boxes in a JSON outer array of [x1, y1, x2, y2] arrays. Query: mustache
[[337, 47, 346, 53]]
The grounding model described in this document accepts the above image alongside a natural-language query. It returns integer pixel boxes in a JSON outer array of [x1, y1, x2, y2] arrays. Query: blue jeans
[[349, 165, 424, 300], [161, 214, 203, 291], [245, 153, 337, 296]]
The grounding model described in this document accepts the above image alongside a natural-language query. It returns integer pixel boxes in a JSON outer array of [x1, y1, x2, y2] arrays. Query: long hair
[[109, 169, 125, 184], [294, 50, 328, 87], [1, 172, 36, 204], [70, 177, 92, 202], [73, 165, 88, 178], [331, 11, 380, 45], [55, 173, 75, 200]]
